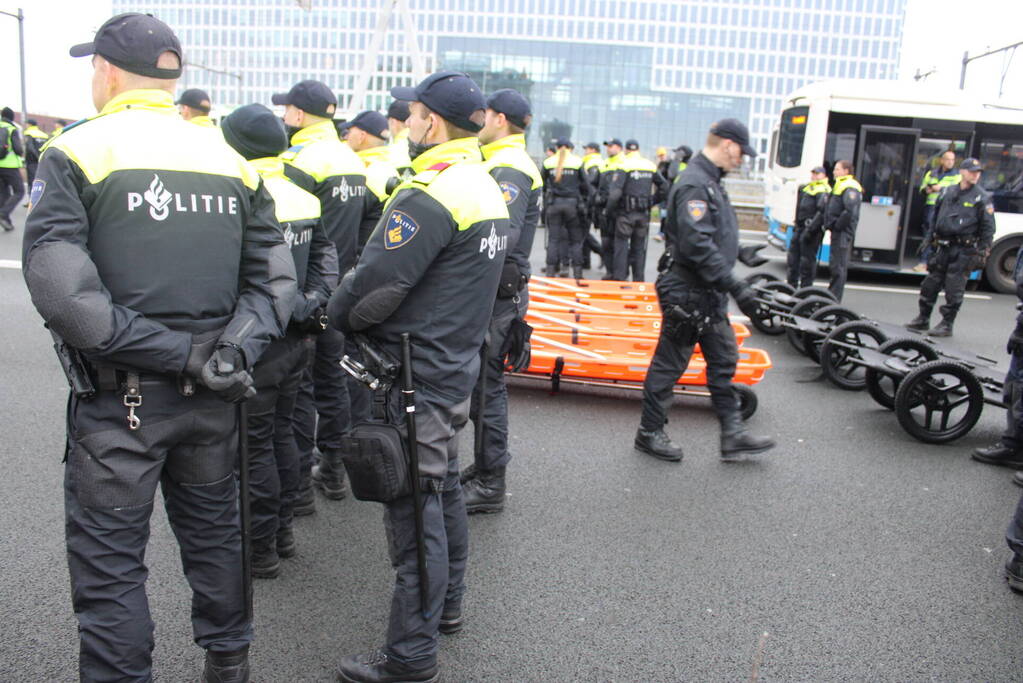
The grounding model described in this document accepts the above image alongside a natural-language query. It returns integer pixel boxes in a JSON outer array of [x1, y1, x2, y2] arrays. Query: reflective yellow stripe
[[285, 120, 364, 182], [620, 151, 657, 172], [833, 175, 862, 195], [482, 134, 543, 189]]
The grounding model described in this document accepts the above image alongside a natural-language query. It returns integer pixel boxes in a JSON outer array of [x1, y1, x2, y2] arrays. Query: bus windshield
[[776, 106, 809, 168]]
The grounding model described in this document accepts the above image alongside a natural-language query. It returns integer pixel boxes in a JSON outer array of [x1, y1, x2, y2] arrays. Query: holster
[[662, 304, 706, 345], [497, 261, 526, 299], [339, 420, 412, 503]]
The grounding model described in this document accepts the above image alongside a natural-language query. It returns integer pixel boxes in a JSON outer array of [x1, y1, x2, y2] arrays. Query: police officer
[[386, 99, 413, 178], [634, 119, 774, 462], [596, 138, 624, 278], [221, 103, 338, 578], [328, 70, 509, 683], [23, 14, 297, 680], [542, 137, 588, 278], [906, 157, 995, 337], [22, 118, 48, 189], [273, 79, 371, 507], [0, 106, 24, 231], [177, 87, 215, 127], [823, 159, 862, 300], [343, 110, 401, 248], [917, 150, 960, 261], [463, 87, 542, 514], [604, 139, 669, 282], [787, 165, 830, 288], [580, 141, 603, 268]]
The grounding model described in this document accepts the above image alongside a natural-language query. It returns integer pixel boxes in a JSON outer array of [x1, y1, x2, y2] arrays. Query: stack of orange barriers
[[517, 275, 772, 393]]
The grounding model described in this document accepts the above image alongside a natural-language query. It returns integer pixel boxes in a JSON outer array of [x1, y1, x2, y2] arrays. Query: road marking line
[[0, 259, 22, 269], [810, 280, 990, 300]]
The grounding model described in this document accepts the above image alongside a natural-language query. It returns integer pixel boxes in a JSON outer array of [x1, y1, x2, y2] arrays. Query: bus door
[[852, 125, 920, 268]]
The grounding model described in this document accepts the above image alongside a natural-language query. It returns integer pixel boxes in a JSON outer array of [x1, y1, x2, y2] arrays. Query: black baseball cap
[[176, 88, 211, 113], [387, 99, 410, 122], [584, 141, 600, 151], [604, 138, 623, 147], [348, 110, 389, 140], [960, 157, 982, 172], [221, 103, 288, 161], [625, 139, 639, 150], [710, 118, 756, 157], [811, 165, 827, 174], [70, 13, 182, 79], [272, 80, 337, 118], [555, 137, 573, 149], [486, 89, 532, 129], [390, 71, 486, 132]]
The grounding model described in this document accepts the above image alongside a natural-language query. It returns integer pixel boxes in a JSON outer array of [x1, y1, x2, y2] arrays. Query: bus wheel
[[984, 238, 1021, 294]]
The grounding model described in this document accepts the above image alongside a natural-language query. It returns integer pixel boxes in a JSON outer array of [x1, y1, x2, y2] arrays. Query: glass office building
[[117, 0, 907, 171]]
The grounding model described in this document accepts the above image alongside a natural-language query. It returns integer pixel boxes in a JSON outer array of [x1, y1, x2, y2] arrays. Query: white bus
[[764, 80, 1023, 293]]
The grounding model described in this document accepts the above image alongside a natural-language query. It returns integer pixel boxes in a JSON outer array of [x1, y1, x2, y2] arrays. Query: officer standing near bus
[[542, 137, 587, 278], [906, 157, 995, 337], [823, 159, 862, 300], [463, 88, 542, 513], [787, 165, 830, 288], [23, 14, 297, 680], [634, 119, 774, 462], [328, 70, 509, 683], [177, 88, 215, 127], [603, 139, 668, 281]]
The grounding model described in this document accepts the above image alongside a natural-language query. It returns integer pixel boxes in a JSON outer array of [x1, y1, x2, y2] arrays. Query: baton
[[400, 333, 430, 619], [237, 403, 253, 622], [474, 339, 488, 463]]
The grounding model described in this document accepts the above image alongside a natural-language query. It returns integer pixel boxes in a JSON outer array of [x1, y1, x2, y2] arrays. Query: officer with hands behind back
[[787, 165, 830, 288], [22, 13, 297, 681], [634, 119, 774, 463], [327, 71, 510, 683]]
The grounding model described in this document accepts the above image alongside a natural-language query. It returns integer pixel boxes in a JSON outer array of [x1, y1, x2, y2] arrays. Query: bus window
[[979, 141, 1023, 214], [776, 106, 809, 168]]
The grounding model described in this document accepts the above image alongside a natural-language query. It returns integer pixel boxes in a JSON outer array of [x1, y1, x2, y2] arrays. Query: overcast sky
[[0, 0, 1018, 120]]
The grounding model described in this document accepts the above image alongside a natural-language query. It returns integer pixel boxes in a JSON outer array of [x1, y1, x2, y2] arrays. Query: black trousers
[[596, 211, 613, 271], [546, 198, 582, 268], [293, 326, 350, 475], [786, 226, 824, 288], [26, 160, 38, 188], [65, 382, 251, 681], [827, 228, 855, 300], [0, 166, 24, 221], [613, 210, 651, 281], [919, 244, 975, 322]]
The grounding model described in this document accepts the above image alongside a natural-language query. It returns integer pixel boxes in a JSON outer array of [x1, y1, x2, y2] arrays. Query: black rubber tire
[[785, 296, 834, 355], [744, 272, 780, 287], [734, 384, 757, 421], [792, 286, 837, 302], [985, 238, 1021, 295], [894, 360, 985, 444], [748, 280, 796, 336], [819, 321, 889, 390], [865, 337, 939, 410], [805, 304, 861, 364]]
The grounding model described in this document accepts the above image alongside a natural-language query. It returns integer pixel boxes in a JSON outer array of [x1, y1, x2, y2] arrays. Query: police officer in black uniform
[[787, 165, 830, 288], [22, 14, 296, 681], [541, 137, 588, 278], [603, 139, 669, 281], [328, 71, 509, 683], [634, 119, 774, 462], [822, 159, 862, 300], [906, 157, 996, 337]]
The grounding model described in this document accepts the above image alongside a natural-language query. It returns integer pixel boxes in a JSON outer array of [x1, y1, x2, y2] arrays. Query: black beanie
[[1, 107, 14, 121], [221, 103, 288, 160]]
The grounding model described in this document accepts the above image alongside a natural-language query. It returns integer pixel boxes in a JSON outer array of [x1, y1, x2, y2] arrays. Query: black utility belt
[[91, 364, 195, 396], [934, 236, 977, 247]]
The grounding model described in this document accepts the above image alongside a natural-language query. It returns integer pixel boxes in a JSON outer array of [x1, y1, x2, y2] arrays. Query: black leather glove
[[969, 248, 989, 272], [501, 317, 533, 373], [729, 280, 761, 320], [656, 250, 673, 273], [1008, 320, 1023, 355], [183, 329, 222, 379], [200, 345, 256, 403], [738, 244, 769, 268]]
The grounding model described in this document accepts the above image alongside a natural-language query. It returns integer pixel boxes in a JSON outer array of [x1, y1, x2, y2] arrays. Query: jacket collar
[[357, 145, 392, 164], [99, 89, 177, 117], [250, 157, 287, 178], [290, 119, 339, 147], [480, 133, 525, 160], [411, 136, 482, 174], [692, 151, 725, 181]]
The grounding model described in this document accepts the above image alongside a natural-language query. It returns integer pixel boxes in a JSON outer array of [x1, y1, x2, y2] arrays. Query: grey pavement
[[2, 209, 1022, 681]]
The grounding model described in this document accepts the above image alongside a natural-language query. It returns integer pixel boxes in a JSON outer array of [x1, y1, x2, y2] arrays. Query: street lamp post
[[960, 40, 1023, 90], [0, 8, 27, 127]]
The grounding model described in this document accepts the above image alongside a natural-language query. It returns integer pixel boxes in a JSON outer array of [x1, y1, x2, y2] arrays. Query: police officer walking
[[221, 103, 338, 579], [177, 87, 215, 127], [541, 137, 588, 278], [634, 119, 774, 462], [822, 159, 862, 300], [328, 70, 509, 683], [603, 139, 668, 281], [787, 165, 830, 288], [906, 157, 995, 337], [463, 88, 542, 514], [22, 118, 48, 189], [22, 14, 297, 681], [0, 106, 24, 231]]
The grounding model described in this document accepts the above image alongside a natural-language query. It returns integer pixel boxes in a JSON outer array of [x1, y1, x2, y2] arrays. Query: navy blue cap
[[960, 157, 982, 172], [555, 137, 573, 149], [625, 139, 639, 150], [584, 141, 600, 150], [604, 138, 623, 147], [710, 118, 756, 157], [348, 110, 389, 139], [70, 13, 182, 79], [387, 99, 410, 121], [221, 103, 288, 161], [176, 88, 211, 113], [390, 71, 486, 132], [486, 89, 532, 129], [811, 165, 827, 174], [272, 80, 337, 118]]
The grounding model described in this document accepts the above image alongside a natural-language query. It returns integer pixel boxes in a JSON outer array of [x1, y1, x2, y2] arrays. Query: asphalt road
[[2, 207, 1022, 681]]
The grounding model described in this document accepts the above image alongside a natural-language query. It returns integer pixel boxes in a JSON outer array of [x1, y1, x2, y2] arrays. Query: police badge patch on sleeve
[[28, 179, 45, 212], [384, 210, 419, 249], [499, 181, 520, 205], [686, 199, 707, 220]]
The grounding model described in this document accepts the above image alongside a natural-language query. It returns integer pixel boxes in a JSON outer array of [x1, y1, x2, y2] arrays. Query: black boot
[[463, 467, 506, 514], [459, 463, 477, 484], [905, 304, 932, 331], [1013, 471, 1023, 488], [439, 599, 463, 635], [972, 442, 1023, 469], [572, 265, 583, 279], [312, 450, 348, 500], [927, 318, 954, 337], [276, 522, 296, 559], [251, 536, 280, 579], [336, 650, 439, 683], [1006, 553, 1023, 594], [634, 429, 683, 462], [202, 646, 250, 683], [720, 414, 775, 461]]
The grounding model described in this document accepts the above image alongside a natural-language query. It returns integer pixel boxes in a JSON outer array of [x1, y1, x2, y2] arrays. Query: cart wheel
[[785, 296, 834, 355], [744, 272, 780, 288], [792, 286, 837, 302], [805, 304, 860, 364], [865, 337, 939, 410], [894, 360, 984, 444], [819, 320, 889, 390], [748, 281, 795, 336], [734, 384, 758, 420]]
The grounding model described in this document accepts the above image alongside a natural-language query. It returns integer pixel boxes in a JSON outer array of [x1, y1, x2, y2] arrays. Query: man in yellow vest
[[0, 106, 24, 231], [602, 139, 669, 281], [915, 150, 960, 270], [386, 99, 412, 178], [343, 109, 401, 249], [176, 88, 215, 127]]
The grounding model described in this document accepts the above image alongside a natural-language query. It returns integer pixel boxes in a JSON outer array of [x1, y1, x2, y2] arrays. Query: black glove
[[183, 329, 222, 379], [915, 237, 932, 257], [1008, 321, 1023, 355], [729, 280, 761, 320], [200, 345, 256, 403], [969, 248, 989, 272], [500, 317, 533, 373], [656, 250, 673, 273], [738, 244, 769, 268]]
